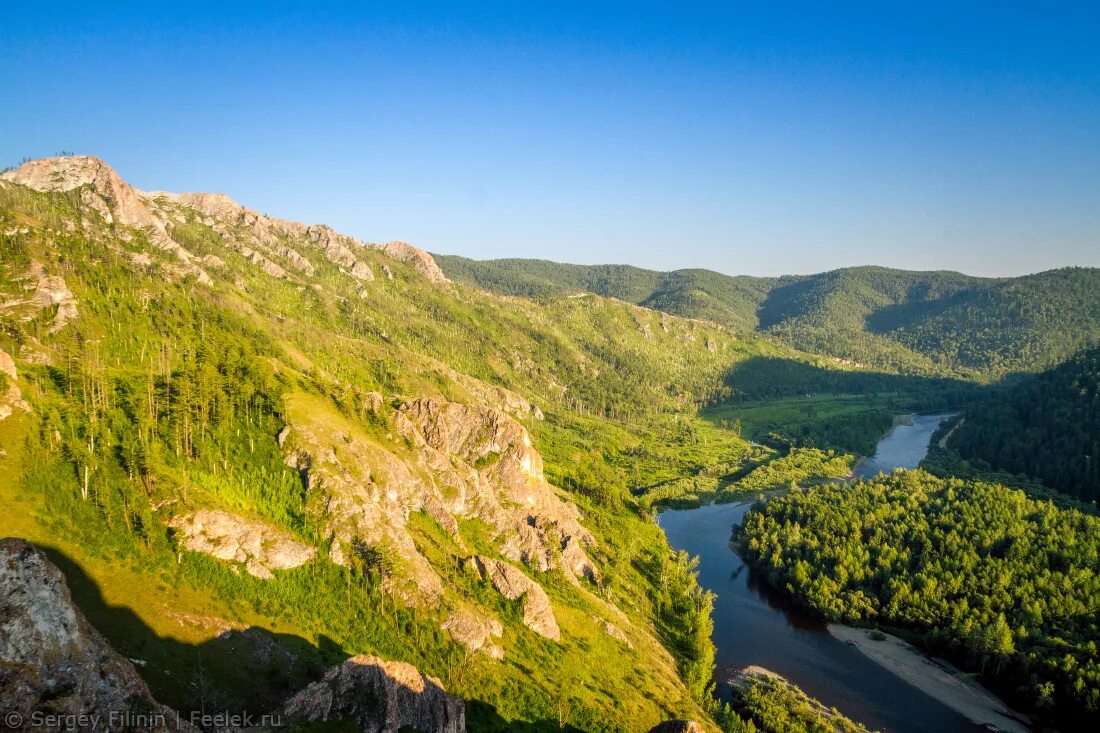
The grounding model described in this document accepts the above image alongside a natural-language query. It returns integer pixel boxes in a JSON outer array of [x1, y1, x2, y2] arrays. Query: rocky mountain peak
[[1, 155, 121, 194], [2, 155, 164, 233], [2, 155, 447, 287]]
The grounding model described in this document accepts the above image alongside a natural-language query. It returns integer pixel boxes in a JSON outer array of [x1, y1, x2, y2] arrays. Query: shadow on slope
[[40, 546, 342, 716], [721, 355, 976, 402], [36, 546, 579, 732], [711, 357, 980, 455]]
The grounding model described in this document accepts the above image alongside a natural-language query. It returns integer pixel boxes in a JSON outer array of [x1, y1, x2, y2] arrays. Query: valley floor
[[827, 625, 1030, 733]]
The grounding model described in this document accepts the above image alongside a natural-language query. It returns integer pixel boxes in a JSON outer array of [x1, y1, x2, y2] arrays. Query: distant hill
[[436, 256, 1100, 378], [947, 345, 1100, 503]]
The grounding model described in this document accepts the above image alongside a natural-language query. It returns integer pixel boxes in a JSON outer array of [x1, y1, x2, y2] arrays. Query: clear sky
[[2, 2, 1098, 277]]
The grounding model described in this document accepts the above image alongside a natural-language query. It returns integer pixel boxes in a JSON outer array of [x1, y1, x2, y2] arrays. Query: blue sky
[[2, 2, 1098, 276]]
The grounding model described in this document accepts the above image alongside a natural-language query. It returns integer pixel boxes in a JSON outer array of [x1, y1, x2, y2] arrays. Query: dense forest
[[437, 255, 1100, 378], [946, 346, 1100, 503], [735, 471, 1100, 729]]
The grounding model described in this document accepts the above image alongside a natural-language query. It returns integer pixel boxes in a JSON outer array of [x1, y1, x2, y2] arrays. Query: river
[[659, 413, 976, 733]]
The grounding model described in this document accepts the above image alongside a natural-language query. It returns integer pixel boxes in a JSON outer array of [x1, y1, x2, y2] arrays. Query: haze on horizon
[[2, 2, 1098, 278]]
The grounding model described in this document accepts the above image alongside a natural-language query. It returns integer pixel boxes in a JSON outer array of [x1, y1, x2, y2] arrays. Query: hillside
[[435, 256, 1100, 378], [943, 345, 1100, 503], [0, 155, 862, 731]]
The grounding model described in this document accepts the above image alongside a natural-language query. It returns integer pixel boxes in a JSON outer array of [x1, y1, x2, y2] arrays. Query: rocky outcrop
[[305, 224, 366, 272], [396, 398, 596, 579], [1, 157, 210, 283], [0, 539, 183, 731], [442, 610, 504, 660], [0, 349, 30, 422], [648, 721, 704, 733], [168, 510, 315, 579], [282, 655, 465, 733], [593, 616, 633, 648], [0, 262, 79, 334], [2, 156, 157, 232], [2, 157, 452, 290], [280, 394, 596, 654], [376, 241, 448, 284], [32, 272, 78, 333], [469, 556, 560, 641]]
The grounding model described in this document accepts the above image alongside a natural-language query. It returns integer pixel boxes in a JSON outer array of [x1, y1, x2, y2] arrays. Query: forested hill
[[436, 255, 1100, 378], [947, 345, 1100, 503], [432, 256, 773, 332]]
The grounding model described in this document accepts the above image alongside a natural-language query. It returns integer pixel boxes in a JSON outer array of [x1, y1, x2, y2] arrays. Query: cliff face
[[0, 539, 183, 731]]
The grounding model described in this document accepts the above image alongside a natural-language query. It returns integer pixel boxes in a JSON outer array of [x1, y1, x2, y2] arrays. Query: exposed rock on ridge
[[1, 156, 445, 287], [1, 156, 211, 284], [282, 654, 465, 733], [379, 241, 448, 284]]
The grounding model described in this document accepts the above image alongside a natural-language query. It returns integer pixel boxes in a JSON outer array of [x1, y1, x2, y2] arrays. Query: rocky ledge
[[283, 655, 465, 733]]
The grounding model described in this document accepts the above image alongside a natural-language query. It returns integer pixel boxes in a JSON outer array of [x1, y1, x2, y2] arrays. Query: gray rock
[[168, 510, 315, 579], [0, 538, 185, 731], [469, 556, 560, 641], [282, 655, 465, 733], [648, 721, 704, 733]]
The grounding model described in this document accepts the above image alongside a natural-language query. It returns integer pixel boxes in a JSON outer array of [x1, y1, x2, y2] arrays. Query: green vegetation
[[731, 673, 870, 733], [432, 256, 771, 333], [437, 256, 1100, 378], [736, 471, 1100, 729], [0, 180, 745, 730], [943, 346, 1100, 504], [6, 161, 1100, 733]]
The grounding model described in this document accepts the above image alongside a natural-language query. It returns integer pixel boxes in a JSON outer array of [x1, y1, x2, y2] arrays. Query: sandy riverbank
[[938, 417, 965, 449], [828, 625, 1030, 733]]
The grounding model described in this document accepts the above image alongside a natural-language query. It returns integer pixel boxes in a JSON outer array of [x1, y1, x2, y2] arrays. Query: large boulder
[[282, 655, 465, 733], [0, 538, 182, 731], [469, 556, 560, 641], [168, 509, 315, 579]]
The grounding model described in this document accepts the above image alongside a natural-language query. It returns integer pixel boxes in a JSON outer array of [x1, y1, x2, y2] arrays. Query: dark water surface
[[659, 413, 980, 733], [854, 413, 956, 479]]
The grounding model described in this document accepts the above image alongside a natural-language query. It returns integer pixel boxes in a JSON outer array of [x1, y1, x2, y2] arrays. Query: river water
[[659, 413, 978, 733]]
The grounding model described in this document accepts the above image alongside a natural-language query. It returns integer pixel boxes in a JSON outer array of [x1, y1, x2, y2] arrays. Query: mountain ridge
[[435, 254, 1100, 377]]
